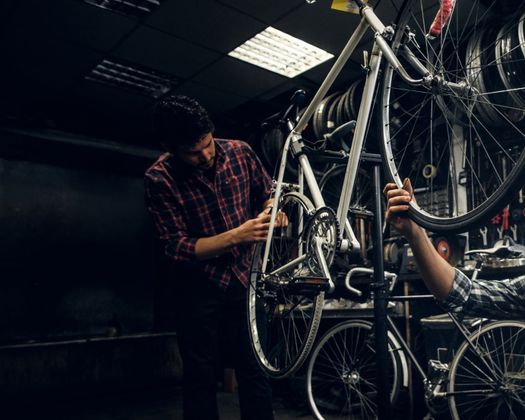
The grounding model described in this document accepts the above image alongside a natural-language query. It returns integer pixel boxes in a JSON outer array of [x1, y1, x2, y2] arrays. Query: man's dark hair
[[153, 95, 215, 150]]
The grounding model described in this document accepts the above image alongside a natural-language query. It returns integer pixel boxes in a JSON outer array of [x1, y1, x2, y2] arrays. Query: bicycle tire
[[306, 320, 404, 419], [336, 88, 350, 129], [247, 192, 324, 378], [448, 320, 525, 420], [327, 93, 343, 133], [380, 0, 525, 232]]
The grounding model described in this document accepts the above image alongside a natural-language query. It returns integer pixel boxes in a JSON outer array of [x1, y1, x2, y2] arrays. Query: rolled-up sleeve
[[441, 269, 525, 319], [441, 269, 472, 311], [144, 173, 197, 263]]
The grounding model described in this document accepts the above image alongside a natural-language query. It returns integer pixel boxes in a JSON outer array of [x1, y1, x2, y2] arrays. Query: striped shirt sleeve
[[441, 268, 525, 319]]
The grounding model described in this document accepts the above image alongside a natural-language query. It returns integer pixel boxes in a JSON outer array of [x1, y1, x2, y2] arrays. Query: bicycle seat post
[[471, 256, 485, 281]]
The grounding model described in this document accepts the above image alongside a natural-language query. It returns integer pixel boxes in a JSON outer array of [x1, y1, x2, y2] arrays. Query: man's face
[[175, 132, 216, 170]]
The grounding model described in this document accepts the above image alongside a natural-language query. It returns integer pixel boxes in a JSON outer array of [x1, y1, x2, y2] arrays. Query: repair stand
[[362, 152, 391, 418]]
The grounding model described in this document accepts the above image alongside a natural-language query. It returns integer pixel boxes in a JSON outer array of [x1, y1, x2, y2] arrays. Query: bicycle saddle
[[466, 236, 525, 258]]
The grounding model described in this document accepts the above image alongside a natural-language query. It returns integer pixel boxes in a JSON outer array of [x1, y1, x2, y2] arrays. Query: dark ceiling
[[0, 0, 400, 150]]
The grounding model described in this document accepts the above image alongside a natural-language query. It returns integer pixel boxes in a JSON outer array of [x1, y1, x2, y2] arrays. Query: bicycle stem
[[361, 4, 428, 86], [363, 5, 475, 95]]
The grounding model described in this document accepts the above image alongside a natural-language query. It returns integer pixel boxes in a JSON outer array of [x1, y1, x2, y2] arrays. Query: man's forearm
[[195, 229, 238, 261], [195, 200, 272, 261], [406, 225, 455, 300]]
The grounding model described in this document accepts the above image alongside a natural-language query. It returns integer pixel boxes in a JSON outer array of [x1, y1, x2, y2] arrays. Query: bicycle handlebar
[[345, 267, 398, 297]]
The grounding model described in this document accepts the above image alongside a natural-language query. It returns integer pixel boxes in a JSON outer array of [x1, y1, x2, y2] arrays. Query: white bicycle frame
[[262, 5, 431, 280], [262, 0, 468, 282]]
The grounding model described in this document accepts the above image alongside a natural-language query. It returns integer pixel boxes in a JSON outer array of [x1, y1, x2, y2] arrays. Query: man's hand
[[233, 213, 272, 244], [196, 212, 274, 259], [257, 206, 289, 228], [383, 178, 418, 238], [384, 178, 455, 300]]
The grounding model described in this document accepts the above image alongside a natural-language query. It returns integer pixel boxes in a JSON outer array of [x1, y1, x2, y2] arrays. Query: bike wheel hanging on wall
[[381, 0, 525, 232]]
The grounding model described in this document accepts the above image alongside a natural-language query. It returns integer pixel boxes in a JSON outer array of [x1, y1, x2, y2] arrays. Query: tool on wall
[[497, 226, 503, 240], [479, 226, 488, 247]]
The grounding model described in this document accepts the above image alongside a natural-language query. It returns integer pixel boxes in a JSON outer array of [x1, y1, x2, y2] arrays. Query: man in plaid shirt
[[145, 95, 274, 420], [384, 179, 525, 319]]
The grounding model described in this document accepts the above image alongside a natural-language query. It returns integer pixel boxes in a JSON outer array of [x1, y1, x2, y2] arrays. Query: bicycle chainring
[[305, 206, 340, 275]]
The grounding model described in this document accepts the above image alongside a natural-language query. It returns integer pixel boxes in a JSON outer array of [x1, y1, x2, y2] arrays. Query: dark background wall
[[0, 128, 163, 344], [0, 128, 187, 396]]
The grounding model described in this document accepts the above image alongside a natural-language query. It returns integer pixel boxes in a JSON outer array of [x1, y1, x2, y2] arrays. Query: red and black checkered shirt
[[144, 139, 272, 289]]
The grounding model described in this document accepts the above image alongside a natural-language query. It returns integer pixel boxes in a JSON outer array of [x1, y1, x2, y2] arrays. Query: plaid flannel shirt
[[144, 139, 272, 289], [441, 268, 525, 319]]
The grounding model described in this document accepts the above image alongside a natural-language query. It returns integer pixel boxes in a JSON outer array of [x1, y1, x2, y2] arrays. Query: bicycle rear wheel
[[381, 0, 525, 232], [247, 192, 325, 378], [448, 320, 525, 420], [306, 320, 403, 419]]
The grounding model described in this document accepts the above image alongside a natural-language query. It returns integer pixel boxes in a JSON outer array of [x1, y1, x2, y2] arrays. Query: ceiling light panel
[[86, 59, 176, 98], [82, 0, 162, 17], [228, 27, 334, 78]]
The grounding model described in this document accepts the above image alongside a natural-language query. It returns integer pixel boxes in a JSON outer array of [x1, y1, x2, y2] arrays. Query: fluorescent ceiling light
[[228, 27, 334, 78], [82, 0, 161, 17], [85, 59, 176, 98]]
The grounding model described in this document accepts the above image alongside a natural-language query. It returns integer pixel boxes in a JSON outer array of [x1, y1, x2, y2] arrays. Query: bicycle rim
[[247, 192, 324, 378], [306, 320, 403, 419], [381, 0, 525, 232], [448, 320, 525, 419]]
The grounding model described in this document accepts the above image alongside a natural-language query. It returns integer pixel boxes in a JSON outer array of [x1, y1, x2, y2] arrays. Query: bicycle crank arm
[[313, 237, 335, 293], [268, 254, 308, 277]]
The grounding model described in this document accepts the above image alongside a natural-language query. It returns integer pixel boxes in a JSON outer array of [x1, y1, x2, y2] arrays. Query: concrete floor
[[3, 384, 313, 420], [1, 383, 439, 420]]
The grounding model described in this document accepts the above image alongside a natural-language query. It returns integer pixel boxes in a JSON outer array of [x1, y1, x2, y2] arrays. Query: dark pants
[[176, 279, 274, 420]]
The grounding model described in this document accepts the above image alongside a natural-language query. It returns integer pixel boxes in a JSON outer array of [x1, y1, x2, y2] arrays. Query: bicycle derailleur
[[424, 359, 450, 417]]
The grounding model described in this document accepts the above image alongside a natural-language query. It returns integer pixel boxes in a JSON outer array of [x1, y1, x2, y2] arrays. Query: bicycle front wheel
[[247, 192, 324, 378], [381, 1, 525, 232], [448, 320, 525, 419]]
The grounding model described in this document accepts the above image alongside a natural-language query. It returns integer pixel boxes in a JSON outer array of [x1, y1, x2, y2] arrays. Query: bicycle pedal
[[294, 275, 329, 284], [290, 275, 330, 293]]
